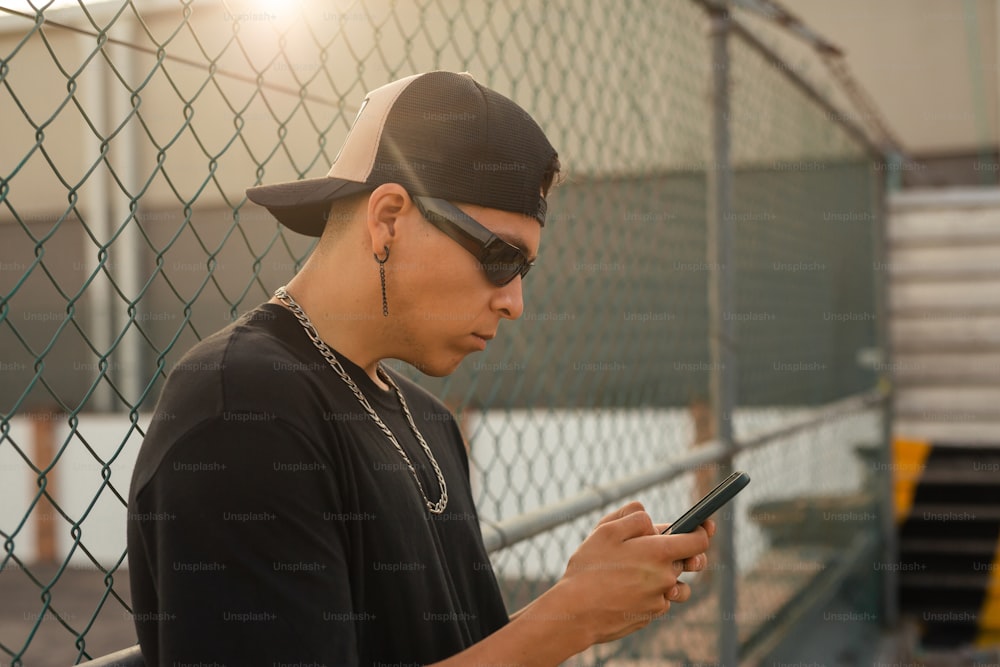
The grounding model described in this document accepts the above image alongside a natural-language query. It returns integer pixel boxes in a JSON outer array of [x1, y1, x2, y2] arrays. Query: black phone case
[[662, 471, 751, 534]]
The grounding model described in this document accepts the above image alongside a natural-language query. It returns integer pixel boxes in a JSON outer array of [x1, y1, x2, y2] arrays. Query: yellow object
[[892, 438, 930, 523], [977, 538, 1000, 645]]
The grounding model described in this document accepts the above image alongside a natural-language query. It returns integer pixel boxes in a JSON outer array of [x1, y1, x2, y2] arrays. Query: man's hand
[[546, 501, 715, 646], [434, 502, 716, 667]]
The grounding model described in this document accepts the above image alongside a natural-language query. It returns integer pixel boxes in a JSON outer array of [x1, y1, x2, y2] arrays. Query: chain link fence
[[1, 1, 889, 665]]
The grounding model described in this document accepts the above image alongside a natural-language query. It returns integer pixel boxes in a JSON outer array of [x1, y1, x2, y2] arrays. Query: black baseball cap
[[245, 71, 558, 237]]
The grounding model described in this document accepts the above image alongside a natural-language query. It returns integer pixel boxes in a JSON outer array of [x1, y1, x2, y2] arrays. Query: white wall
[[0, 414, 145, 569], [779, 0, 998, 155]]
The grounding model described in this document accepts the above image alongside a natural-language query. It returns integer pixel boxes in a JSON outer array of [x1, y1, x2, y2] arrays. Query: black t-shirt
[[127, 303, 509, 667]]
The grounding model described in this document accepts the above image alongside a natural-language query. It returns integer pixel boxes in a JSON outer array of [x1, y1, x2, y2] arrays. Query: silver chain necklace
[[273, 286, 448, 514]]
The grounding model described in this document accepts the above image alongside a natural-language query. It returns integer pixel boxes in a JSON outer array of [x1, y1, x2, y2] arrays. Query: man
[[127, 70, 714, 667]]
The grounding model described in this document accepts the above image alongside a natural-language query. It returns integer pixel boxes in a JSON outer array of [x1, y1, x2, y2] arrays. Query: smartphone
[[661, 470, 751, 534]]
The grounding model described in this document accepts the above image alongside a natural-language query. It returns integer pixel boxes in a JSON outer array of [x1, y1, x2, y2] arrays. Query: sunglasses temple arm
[[426, 212, 496, 258]]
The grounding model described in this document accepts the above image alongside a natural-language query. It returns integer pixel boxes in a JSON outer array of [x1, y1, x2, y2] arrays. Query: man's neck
[[271, 264, 389, 391]]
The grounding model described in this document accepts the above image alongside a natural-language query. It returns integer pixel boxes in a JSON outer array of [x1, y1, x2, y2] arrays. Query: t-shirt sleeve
[[128, 417, 358, 667]]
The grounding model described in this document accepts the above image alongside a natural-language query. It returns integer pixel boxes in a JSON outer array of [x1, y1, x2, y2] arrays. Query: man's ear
[[365, 183, 411, 255]]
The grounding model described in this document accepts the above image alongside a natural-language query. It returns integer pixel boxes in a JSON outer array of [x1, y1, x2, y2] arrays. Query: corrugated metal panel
[[887, 188, 1000, 445]]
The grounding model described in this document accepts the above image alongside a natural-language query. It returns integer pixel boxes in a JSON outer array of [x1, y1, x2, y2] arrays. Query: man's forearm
[[430, 581, 591, 667]]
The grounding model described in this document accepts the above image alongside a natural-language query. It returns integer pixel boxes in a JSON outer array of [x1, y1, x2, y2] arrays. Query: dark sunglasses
[[412, 196, 534, 287]]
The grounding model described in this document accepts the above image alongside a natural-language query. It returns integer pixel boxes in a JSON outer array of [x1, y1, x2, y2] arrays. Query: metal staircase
[[897, 444, 1000, 648]]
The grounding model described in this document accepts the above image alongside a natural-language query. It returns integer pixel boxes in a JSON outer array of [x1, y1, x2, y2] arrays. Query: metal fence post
[[78, 25, 114, 412], [108, 14, 144, 411], [706, 3, 738, 665], [872, 158, 899, 630]]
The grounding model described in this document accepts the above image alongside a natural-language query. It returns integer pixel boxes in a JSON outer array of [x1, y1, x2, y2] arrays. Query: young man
[[127, 71, 714, 667]]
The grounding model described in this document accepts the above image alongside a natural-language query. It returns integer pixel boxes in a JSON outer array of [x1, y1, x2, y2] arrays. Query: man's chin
[[406, 352, 473, 378]]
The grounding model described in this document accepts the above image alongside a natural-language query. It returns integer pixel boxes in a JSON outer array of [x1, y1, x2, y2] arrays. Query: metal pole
[[872, 160, 899, 629], [109, 15, 143, 410], [706, 4, 738, 665], [79, 25, 114, 412]]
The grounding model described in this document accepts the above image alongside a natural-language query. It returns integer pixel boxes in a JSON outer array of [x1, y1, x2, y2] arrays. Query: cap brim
[[246, 177, 372, 237]]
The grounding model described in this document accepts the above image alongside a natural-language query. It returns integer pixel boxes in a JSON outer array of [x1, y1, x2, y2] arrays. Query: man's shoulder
[[133, 304, 327, 499], [168, 304, 310, 393], [172, 304, 288, 368], [147, 304, 322, 436]]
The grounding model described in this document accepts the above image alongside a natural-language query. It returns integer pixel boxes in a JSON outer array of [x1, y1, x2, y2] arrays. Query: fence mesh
[[1, 1, 886, 665]]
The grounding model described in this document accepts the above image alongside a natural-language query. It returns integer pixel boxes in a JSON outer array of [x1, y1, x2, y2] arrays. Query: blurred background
[[0, 0, 997, 665]]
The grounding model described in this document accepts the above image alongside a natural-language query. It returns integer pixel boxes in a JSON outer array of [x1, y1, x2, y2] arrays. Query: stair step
[[918, 469, 1000, 484], [911, 608, 982, 624], [900, 572, 991, 588], [920, 624, 980, 649], [900, 538, 999, 555], [895, 443, 1000, 649], [909, 486, 1000, 506], [925, 444, 1000, 456], [908, 504, 1000, 521]]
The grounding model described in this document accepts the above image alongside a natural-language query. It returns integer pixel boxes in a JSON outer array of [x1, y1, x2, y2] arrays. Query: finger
[[682, 553, 706, 572], [591, 507, 657, 544], [669, 582, 692, 604], [654, 525, 711, 561], [622, 533, 706, 572], [651, 597, 672, 621], [595, 501, 647, 527], [604, 508, 656, 540]]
